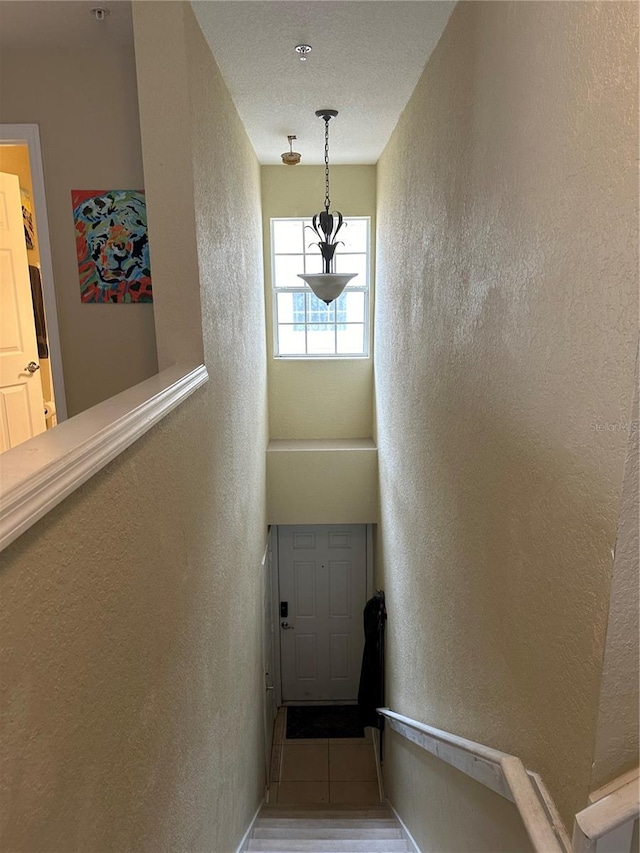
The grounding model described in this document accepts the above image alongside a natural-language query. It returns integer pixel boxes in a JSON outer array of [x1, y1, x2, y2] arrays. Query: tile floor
[[268, 707, 381, 806]]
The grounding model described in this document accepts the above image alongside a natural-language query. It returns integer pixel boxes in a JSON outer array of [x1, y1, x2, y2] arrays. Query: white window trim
[[271, 216, 371, 360], [0, 363, 208, 553]]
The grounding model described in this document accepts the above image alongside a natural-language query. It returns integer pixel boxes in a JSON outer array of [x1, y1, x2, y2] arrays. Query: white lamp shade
[[297, 273, 356, 304]]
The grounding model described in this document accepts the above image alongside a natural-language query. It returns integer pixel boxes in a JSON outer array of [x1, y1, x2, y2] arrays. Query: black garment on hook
[[357, 592, 386, 728]]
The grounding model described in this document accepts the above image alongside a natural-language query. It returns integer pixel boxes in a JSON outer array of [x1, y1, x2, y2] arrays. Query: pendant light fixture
[[297, 109, 356, 305], [281, 135, 301, 166]]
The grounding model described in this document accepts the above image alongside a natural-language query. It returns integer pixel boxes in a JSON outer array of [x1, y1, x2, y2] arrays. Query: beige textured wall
[[591, 354, 639, 791], [132, 4, 202, 371], [375, 0, 638, 838], [261, 165, 375, 440], [267, 442, 378, 524], [0, 44, 158, 417], [384, 730, 534, 853], [0, 4, 268, 852]]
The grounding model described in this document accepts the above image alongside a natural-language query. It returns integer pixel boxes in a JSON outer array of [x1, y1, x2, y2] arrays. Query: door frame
[[0, 123, 67, 422], [261, 527, 278, 788], [272, 523, 375, 706]]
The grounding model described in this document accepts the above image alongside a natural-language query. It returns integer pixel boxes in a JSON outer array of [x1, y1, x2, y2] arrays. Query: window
[[271, 217, 370, 357]]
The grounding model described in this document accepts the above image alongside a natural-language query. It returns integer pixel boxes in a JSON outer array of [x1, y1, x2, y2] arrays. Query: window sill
[[273, 355, 371, 361], [267, 438, 376, 451], [0, 363, 208, 553]]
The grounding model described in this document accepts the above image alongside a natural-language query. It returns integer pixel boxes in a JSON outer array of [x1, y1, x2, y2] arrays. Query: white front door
[[0, 170, 46, 451], [278, 525, 367, 702]]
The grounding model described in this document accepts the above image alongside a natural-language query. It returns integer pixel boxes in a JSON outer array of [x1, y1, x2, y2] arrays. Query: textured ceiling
[[191, 1, 455, 165], [0, 1, 133, 48], [0, 0, 454, 166]]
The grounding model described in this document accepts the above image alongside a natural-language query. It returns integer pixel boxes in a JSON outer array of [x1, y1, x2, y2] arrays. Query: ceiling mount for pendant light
[[295, 44, 312, 61], [297, 109, 356, 305], [281, 135, 301, 166]]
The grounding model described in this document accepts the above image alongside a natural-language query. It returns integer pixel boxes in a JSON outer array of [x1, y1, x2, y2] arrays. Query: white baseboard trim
[[386, 798, 421, 853], [372, 726, 385, 803], [234, 799, 264, 853]]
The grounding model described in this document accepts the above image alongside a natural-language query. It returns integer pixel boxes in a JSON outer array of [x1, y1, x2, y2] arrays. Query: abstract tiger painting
[[72, 189, 153, 303]]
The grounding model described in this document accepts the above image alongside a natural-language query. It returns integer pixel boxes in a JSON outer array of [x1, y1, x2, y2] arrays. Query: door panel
[[330, 634, 350, 680], [278, 524, 367, 702], [295, 562, 316, 616], [296, 634, 317, 680]]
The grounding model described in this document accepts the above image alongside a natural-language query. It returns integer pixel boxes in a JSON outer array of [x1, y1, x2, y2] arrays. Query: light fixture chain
[[324, 118, 331, 213]]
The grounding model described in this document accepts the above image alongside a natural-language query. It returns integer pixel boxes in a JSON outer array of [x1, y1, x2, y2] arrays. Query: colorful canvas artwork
[[71, 189, 153, 303]]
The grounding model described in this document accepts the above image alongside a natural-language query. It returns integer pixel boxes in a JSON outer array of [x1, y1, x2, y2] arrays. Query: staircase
[[245, 804, 411, 852]]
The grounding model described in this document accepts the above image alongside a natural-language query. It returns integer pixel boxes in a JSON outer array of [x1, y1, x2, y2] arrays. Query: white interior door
[[0, 170, 46, 451], [278, 525, 367, 702]]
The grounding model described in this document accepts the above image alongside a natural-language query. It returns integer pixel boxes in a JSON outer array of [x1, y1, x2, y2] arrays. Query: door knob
[[281, 621, 294, 630], [25, 361, 40, 373], [266, 685, 275, 691]]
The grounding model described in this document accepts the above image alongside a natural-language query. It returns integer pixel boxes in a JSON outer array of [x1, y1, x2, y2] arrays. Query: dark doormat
[[286, 705, 365, 739]]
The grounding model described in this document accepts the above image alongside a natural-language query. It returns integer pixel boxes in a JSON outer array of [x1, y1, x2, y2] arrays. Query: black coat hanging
[[357, 591, 387, 728]]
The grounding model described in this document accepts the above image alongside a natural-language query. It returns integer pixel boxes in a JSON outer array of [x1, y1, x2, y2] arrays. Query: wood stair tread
[[247, 841, 408, 852], [246, 805, 409, 853], [255, 820, 398, 830], [254, 828, 402, 839], [259, 807, 391, 819]]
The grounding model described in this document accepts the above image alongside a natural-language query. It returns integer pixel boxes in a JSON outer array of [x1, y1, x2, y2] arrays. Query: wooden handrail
[[0, 363, 208, 552], [377, 707, 568, 852], [377, 709, 638, 853], [572, 769, 639, 853]]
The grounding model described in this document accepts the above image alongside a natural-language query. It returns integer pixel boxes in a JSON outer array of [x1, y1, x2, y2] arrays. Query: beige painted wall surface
[[383, 730, 534, 853], [0, 4, 268, 852], [375, 0, 638, 838], [267, 443, 378, 524], [262, 165, 375, 440], [0, 45, 158, 417], [591, 355, 639, 791]]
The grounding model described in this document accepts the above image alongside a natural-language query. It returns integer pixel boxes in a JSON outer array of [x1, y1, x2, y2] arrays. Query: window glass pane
[[307, 293, 335, 330], [303, 236, 321, 254], [307, 327, 337, 355], [292, 293, 306, 329], [273, 220, 303, 254], [274, 254, 304, 288], [305, 254, 323, 274], [335, 291, 365, 323], [278, 324, 306, 355], [336, 252, 367, 285], [341, 219, 368, 252], [277, 292, 296, 324], [337, 324, 364, 354]]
